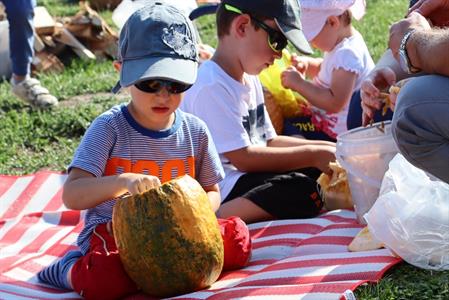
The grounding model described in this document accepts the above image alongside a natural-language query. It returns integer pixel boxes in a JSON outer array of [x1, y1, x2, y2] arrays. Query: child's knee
[[218, 216, 252, 271]]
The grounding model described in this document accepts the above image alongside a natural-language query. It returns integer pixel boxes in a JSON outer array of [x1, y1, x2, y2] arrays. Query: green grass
[[353, 0, 408, 62], [356, 263, 449, 299], [0, 59, 121, 174], [1, 1, 448, 298]]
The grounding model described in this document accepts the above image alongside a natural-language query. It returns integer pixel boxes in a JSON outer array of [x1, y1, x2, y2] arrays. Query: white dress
[[311, 30, 375, 137]]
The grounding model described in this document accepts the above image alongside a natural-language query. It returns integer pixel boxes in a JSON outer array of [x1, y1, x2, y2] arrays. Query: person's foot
[[11, 77, 58, 108]]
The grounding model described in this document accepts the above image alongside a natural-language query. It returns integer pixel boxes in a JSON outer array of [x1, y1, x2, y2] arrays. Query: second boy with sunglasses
[[181, 0, 337, 223]]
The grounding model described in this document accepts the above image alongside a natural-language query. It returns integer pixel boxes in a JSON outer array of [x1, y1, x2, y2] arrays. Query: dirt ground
[[59, 91, 129, 108]]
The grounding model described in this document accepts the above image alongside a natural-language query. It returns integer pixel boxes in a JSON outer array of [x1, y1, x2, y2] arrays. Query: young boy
[[181, 0, 336, 223], [37, 3, 250, 299]]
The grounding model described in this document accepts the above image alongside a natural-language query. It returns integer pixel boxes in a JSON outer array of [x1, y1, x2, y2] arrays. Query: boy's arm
[[223, 143, 335, 174], [203, 184, 221, 212], [267, 135, 335, 147], [62, 167, 160, 210]]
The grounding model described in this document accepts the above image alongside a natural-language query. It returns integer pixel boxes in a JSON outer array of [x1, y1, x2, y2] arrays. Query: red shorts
[[71, 217, 251, 300], [71, 223, 138, 299], [219, 216, 252, 271]]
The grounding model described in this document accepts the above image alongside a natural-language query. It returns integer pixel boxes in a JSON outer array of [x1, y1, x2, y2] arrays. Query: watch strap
[[400, 30, 420, 74]]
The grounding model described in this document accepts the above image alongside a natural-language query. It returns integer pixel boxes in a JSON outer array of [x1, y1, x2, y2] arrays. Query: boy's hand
[[313, 145, 336, 175], [121, 173, 161, 195], [281, 66, 304, 90]]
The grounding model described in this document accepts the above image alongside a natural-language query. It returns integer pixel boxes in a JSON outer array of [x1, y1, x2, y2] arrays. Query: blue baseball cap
[[112, 1, 199, 93]]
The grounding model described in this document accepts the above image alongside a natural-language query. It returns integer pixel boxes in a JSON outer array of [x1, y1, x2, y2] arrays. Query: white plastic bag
[[365, 154, 449, 270]]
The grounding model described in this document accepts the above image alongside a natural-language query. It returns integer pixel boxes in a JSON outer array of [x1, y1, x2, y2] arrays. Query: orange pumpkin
[[112, 175, 224, 298]]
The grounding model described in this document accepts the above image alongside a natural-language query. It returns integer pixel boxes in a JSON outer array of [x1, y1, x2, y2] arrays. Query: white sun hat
[[299, 0, 366, 41]]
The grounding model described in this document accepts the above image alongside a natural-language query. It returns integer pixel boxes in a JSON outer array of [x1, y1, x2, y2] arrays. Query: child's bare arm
[[282, 67, 357, 113], [203, 184, 221, 212], [304, 57, 322, 79], [62, 167, 160, 210], [223, 144, 335, 174], [291, 54, 322, 78]]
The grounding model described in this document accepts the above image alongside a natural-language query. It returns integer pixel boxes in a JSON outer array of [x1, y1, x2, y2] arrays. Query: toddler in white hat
[[281, 0, 374, 141]]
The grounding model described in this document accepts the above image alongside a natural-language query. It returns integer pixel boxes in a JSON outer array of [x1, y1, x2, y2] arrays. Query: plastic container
[[336, 121, 398, 223], [0, 20, 12, 79]]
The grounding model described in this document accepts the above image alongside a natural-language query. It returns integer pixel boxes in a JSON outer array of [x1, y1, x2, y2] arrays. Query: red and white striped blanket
[[0, 171, 401, 300]]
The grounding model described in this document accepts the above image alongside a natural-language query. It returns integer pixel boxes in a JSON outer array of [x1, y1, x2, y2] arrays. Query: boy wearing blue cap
[[36, 2, 248, 299], [181, 0, 336, 223]]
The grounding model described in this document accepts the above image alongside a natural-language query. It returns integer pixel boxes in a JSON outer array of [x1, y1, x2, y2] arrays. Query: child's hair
[[216, 4, 269, 38], [338, 10, 352, 26]]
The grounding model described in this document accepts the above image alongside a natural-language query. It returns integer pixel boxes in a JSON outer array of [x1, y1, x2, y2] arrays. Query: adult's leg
[[3, 0, 35, 78], [392, 75, 449, 183], [3, 0, 58, 107]]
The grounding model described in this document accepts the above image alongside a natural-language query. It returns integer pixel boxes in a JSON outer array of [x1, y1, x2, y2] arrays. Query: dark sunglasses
[[134, 80, 192, 94], [224, 4, 288, 52]]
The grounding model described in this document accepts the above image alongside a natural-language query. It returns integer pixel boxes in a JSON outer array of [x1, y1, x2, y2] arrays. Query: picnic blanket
[[0, 171, 402, 300]]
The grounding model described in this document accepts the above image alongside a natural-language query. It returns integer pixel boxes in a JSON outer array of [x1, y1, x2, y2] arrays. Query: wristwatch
[[398, 30, 420, 74]]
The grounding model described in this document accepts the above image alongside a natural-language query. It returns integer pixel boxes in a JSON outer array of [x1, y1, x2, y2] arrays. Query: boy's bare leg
[[218, 197, 273, 224]]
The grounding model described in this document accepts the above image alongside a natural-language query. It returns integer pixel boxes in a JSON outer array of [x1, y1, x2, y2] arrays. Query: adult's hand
[[389, 12, 431, 60], [360, 67, 397, 126], [408, 0, 449, 27]]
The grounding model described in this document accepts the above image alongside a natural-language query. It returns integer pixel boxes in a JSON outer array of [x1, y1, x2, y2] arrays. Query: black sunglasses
[[134, 80, 192, 94], [224, 4, 288, 52]]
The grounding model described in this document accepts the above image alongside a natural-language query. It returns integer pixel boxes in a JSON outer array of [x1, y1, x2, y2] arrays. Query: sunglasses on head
[[134, 79, 192, 94], [224, 4, 288, 53]]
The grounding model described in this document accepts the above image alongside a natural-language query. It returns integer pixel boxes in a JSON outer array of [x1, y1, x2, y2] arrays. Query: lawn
[[0, 0, 448, 299]]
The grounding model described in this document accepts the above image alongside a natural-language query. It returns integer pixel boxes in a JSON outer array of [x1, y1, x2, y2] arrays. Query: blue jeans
[[392, 75, 449, 183], [2, 0, 36, 76]]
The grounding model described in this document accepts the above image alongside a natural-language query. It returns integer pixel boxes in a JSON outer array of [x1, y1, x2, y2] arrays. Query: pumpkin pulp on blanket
[[112, 175, 224, 298]]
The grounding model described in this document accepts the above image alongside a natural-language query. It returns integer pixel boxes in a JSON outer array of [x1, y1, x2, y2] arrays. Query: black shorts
[[223, 168, 323, 219]]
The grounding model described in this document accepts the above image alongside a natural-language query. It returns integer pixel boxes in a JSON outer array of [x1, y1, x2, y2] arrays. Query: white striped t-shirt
[[69, 104, 224, 254]]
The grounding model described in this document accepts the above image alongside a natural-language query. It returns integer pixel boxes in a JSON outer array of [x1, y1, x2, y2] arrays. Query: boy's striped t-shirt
[[69, 103, 224, 254]]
